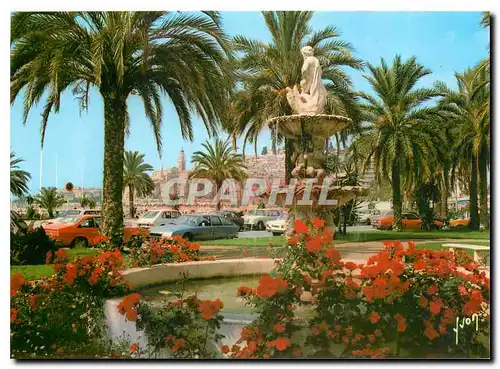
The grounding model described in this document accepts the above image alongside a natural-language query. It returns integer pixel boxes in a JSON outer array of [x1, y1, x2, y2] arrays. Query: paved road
[[237, 225, 374, 238]]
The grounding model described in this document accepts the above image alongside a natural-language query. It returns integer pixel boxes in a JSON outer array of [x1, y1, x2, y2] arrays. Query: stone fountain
[[267, 46, 367, 233]]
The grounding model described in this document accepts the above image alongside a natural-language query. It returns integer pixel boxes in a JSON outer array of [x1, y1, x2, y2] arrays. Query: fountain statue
[[268, 46, 367, 233], [286, 46, 327, 115]]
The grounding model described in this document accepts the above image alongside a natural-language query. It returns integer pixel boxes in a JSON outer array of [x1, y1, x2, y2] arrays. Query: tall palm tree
[[35, 187, 65, 218], [11, 11, 232, 242], [123, 150, 155, 218], [441, 64, 490, 230], [356, 56, 444, 231], [189, 139, 247, 210], [10, 151, 31, 198], [230, 11, 363, 181]]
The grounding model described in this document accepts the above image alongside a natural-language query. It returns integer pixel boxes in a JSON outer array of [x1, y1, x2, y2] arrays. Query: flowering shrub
[[126, 235, 215, 268], [11, 249, 130, 358], [228, 219, 490, 359], [117, 291, 224, 358]]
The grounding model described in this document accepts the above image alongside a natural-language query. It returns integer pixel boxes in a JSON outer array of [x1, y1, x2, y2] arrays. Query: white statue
[[286, 46, 327, 115]]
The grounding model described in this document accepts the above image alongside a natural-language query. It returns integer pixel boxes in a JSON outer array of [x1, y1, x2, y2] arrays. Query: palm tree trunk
[[478, 145, 489, 229], [215, 180, 222, 210], [440, 171, 449, 219], [285, 139, 294, 183], [101, 93, 126, 244], [128, 184, 135, 218], [392, 159, 403, 231], [469, 153, 480, 230]]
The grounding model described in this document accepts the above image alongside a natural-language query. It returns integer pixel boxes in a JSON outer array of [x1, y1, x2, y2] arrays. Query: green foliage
[[26, 205, 37, 219], [124, 151, 155, 218], [34, 187, 65, 218], [10, 151, 31, 198], [189, 139, 247, 210], [134, 291, 224, 358], [11, 227, 57, 265]]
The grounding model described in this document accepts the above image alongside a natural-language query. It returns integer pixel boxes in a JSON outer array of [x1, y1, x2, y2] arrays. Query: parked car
[[357, 209, 381, 225], [43, 214, 144, 247], [45, 209, 101, 225], [243, 209, 282, 230], [371, 211, 444, 230], [210, 210, 244, 230], [136, 209, 182, 228], [266, 213, 287, 236], [449, 218, 471, 228], [149, 214, 239, 241]]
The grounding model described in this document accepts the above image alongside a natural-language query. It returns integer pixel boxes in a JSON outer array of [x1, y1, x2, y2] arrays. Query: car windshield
[[141, 211, 159, 219], [174, 216, 202, 226], [248, 210, 266, 216], [58, 216, 81, 224], [62, 210, 80, 217]]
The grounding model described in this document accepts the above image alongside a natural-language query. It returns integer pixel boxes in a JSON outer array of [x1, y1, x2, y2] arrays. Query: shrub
[[126, 235, 215, 268], [227, 219, 490, 359], [11, 249, 130, 358], [11, 227, 57, 265], [117, 290, 224, 358]]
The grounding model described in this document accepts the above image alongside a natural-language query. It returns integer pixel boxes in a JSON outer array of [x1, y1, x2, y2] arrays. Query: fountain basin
[[268, 114, 351, 139]]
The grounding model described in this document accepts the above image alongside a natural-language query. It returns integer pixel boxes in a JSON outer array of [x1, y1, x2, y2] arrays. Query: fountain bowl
[[268, 114, 351, 139]]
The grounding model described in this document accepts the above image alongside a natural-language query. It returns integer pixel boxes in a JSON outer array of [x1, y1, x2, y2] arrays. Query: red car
[[43, 214, 146, 247], [372, 211, 444, 230]]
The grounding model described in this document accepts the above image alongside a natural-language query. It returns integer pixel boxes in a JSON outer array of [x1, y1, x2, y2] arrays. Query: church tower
[[177, 149, 186, 173]]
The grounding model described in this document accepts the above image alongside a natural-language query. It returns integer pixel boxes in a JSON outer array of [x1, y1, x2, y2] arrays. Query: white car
[[357, 209, 381, 225], [243, 209, 282, 230], [266, 214, 287, 236], [136, 209, 182, 228]]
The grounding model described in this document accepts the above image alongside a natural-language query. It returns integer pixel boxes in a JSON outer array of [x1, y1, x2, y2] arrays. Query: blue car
[[149, 214, 239, 241]]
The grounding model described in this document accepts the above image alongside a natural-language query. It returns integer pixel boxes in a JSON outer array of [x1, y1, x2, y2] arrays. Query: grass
[[200, 229, 489, 247], [11, 247, 99, 280]]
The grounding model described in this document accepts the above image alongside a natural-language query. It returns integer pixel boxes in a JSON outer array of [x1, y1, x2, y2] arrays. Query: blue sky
[[10, 11, 489, 194]]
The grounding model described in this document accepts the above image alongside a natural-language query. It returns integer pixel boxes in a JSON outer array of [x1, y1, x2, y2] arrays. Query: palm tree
[[10, 151, 31, 198], [356, 56, 444, 231], [11, 12, 232, 242], [442, 64, 490, 230], [230, 11, 363, 181], [123, 150, 155, 218], [80, 193, 90, 208], [35, 187, 65, 218], [189, 139, 247, 210]]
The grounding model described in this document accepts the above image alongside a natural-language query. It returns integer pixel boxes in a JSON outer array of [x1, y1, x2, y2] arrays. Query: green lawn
[[200, 229, 489, 247], [11, 247, 99, 280]]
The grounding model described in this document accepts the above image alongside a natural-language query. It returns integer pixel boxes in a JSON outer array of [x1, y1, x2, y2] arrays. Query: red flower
[[221, 345, 230, 354], [129, 343, 139, 352], [198, 299, 224, 320], [427, 284, 438, 295], [237, 286, 254, 297], [287, 235, 300, 245], [414, 259, 427, 271], [419, 296, 428, 308], [306, 236, 322, 253], [429, 298, 443, 315], [344, 261, 358, 270], [10, 308, 19, 323], [293, 347, 303, 357], [312, 217, 325, 229], [29, 294, 43, 310], [256, 275, 288, 299], [325, 248, 341, 264], [424, 326, 439, 341], [293, 219, 309, 234], [397, 317, 407, 332], [370, 312, 380, 324], [311, 326, 321, 335], [374, 329, 382, 337], [273, 337, 290, 351], [189, 243, 200, 251], [46, 251, 53, 265], [10, 273, 26, 297], [273, 323, 286, 333]]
